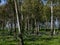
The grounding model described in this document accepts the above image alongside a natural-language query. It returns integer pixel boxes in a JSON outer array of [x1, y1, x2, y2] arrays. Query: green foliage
[[24, 34, 60, 45]]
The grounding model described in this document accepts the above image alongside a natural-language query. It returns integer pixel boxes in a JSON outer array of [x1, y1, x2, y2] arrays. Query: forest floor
[[24, 34, 60, 45], [24, 30, 60, 45], [0, 30, 60, 45]]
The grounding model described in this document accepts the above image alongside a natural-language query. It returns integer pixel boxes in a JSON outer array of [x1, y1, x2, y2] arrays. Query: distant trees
[[21, 0, 43, 34], [0, 0, 60, 45]]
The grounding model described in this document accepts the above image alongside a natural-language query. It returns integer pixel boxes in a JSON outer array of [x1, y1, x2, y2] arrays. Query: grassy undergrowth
[[24, 34, 60, 45], [0, 29, 60, 45], [0, 35, 19, 45]]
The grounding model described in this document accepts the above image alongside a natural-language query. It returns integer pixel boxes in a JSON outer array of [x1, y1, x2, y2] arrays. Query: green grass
[[0, 35, 19, 45], [0, 29, 60, 45], [24, 34, 60, 45], [0, 29, 19, 45]]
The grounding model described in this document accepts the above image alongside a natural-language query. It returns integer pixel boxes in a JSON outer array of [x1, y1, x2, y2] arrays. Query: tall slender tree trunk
[[10, 21, 12, 35], [51, 1, 54, 36], [25, 21, 27, 31], [14, 0, 24, 45], [14, 18, 17, 39], [37, 24, 40, 35], [2, 22, 4, 35], [31, 19, 33, 31], [43, 6, 48, 30], [27, 16, 29, 31], [34, 19, 37, 34]]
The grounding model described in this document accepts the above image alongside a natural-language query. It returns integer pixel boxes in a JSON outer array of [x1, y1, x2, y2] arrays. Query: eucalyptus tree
[[14, 0, 24, 45], [21, 0, 43, 35], [0, 2, 9, 35], [41, 0, 59, 36], [46, 0, 60, 36], [53, 4, 60, 33], [31, 0, 43, 34], [7, 0, 15, 35], [50, 0, 60, 36], [42, 0, 50, 30], [21, 0, 32, 32]]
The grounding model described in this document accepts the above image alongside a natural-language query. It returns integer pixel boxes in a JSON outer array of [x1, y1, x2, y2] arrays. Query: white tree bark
[[51, 1, 54, 35], [14, 0, 21, 34]]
